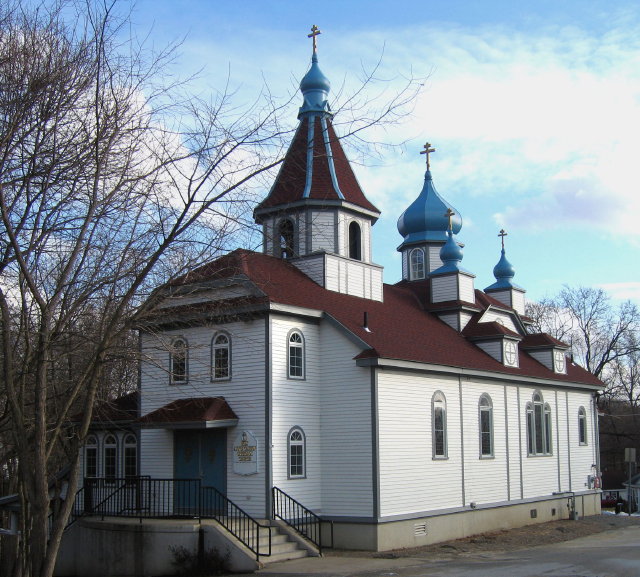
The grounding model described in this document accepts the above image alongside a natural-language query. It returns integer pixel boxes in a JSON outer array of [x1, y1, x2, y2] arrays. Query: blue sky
[[131, 0, 640, 305]]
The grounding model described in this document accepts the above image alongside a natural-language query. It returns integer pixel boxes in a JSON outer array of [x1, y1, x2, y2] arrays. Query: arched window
[[349, 221, 362, 260], [279, 219, 295, 259], [170, 338, 188, 384], [410, 248, 425, 280], [288, 427, 306, 478], [479, 394, 494, 457], [578, 406, 587, 445], [212, 332, 231, 380], [123, 434, 137, 478], [288, 331, 305, 379], [85, 435, 98, 478], [526, 391, 552, 456], [104, 434, 117, 480], [432, 391, 447, 458]]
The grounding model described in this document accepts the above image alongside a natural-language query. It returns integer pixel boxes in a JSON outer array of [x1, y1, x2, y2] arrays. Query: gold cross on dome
[[444, 208, 456, 231], [420, 142, 436, 170], [498, 228, 508, 250], [308, 25, 321, 53]]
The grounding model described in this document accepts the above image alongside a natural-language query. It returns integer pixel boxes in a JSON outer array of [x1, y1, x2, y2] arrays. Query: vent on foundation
[[414, 522, 427, 536], [551, 508, 557, 516], [530, 509, 537, 519]]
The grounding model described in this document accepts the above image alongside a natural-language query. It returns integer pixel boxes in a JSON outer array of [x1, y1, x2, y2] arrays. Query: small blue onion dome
[[299, 53, 331, 117], [485, 248, 521, 291], [397, 170, 463, 245], [429, 228, 466, 275]]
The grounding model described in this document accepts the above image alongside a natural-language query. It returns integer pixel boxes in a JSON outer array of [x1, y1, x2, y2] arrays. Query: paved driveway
[[257, 525, 640, 577]]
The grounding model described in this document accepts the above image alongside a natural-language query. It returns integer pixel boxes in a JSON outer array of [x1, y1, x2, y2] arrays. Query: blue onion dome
[[299, 52, 331, 117], [397, 170, 463, 244], [485, 243, 521, 291], [428, 228, 465, 275]]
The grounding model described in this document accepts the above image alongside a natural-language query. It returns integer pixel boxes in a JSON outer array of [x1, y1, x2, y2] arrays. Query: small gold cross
[[420, 142, 436, 170], [498, 228, 508, 250], [444, 208, 456, 231], [308, 25, 321, 53]]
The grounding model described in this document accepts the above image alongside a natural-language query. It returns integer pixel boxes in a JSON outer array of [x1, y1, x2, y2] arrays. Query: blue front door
[[174, 429, 227, 513]]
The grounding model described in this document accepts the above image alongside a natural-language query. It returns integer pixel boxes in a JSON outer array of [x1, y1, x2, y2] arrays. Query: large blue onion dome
[[298, 52, 331, 117], [397, 170, 463, 245]]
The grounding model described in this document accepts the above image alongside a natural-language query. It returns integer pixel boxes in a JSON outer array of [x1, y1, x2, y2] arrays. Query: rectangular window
[[124, 447, 137, 478], [289, 347, 303, 378], [214, 349, 229, 379], [290, 445, 304, 477], [480, 410, 492, 456], [434, 407, 446, 457], [104, 448, 117, 480], [85, 447, 97, 478]]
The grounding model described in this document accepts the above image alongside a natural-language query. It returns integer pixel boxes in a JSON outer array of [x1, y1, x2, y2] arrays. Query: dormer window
[[554, 350, 566, 373], [503, 340, 518, 367], [410, 248, 425, 280], [349, 221, 362, 260]]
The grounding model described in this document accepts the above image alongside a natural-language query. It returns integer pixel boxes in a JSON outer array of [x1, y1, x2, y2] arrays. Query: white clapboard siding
[[318, 324, 374, 517], [476, 341, 503, 364], [431, 275, 458, 303], [428, 245, 443, 273], [271, 316, 323, 510], [566, 391, 597, 491], [479, 309, 518, 333], [460, 382, 509, 506], [323, 254, 384, 302], [528, 350, 553, 371], [505, 387, 523, 500], [310, 210, 336, 253], [139, 319, 268, 517], [459, 274, 475, 303], [377, 371, 463, 516], [293, 253, 325, 287]]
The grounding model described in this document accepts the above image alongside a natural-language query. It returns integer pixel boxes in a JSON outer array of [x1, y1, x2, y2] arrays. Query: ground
[[326, 513, 640, 561]]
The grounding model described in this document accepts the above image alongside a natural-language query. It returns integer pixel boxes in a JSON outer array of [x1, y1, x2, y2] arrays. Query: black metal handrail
[[201, 485, 271, 560], [272, 486, 331, 553], [74, 478, 271, 559]]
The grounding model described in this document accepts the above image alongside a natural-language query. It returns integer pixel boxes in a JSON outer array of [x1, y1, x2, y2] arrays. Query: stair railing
[[272, 486, 331, 554]]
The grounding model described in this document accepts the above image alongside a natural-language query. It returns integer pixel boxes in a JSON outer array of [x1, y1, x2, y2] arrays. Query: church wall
[[318, 324, 374, 517], [461, 381, 510, 506], [512, 290, 526, 315], [428, 245, 443, 273], [309, 210, 336, 253], [566, 390, 598, 490], [377, 371, 463, 516], [324, 254, 384, 301], [505, 386, 523, 500], [270, 315, 323, 510], [139, 319, 268, 517], [292, 253, 325, 287]]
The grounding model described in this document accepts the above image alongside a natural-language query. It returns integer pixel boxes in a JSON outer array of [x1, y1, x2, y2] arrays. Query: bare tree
[[525, 286, 640, 386], [0, 2, 422, 576]]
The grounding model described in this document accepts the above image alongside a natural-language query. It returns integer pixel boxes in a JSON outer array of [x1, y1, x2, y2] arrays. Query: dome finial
[[308, 24, 321, 55], [499, 228, 507, 250], [420, 141, 436, 171]]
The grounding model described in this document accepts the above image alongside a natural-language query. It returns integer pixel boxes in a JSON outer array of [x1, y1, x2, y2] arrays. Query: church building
[[92, 29, 602, 553]]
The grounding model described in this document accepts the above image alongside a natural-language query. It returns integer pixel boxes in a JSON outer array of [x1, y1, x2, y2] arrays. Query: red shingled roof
[[154, 249, 602, 388], [138, 397, 238, 426], [521, 333, 569, 349], [255, 117, 379, 214]]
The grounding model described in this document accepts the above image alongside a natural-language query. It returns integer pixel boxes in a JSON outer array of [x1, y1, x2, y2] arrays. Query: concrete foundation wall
[[330, 492, 601, 551], [55, 518, 258, 576]]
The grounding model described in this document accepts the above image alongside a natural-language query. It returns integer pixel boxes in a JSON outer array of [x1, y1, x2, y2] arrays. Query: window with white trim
[[410, 248, 425, 280], [288, 331, 304, 379], [578, 406, 587, 445], [349, 221, 362, 260], [85, 435, 98, 478], [526, 391, 553, 456], [432, 391, 447, 458], [479, 394, 494, 457], [288, 427, 306, 478], [170, 338, 188, 384], [124, 434, 137, 478], [104, 434, 117, 480], [212, 332, 231, 380]]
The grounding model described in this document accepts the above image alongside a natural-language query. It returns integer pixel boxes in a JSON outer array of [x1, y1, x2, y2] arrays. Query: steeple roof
[[254, 32, 379, 219]]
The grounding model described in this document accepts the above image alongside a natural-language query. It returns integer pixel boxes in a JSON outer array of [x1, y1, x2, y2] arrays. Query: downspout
[[265, 316, 273, 517]]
